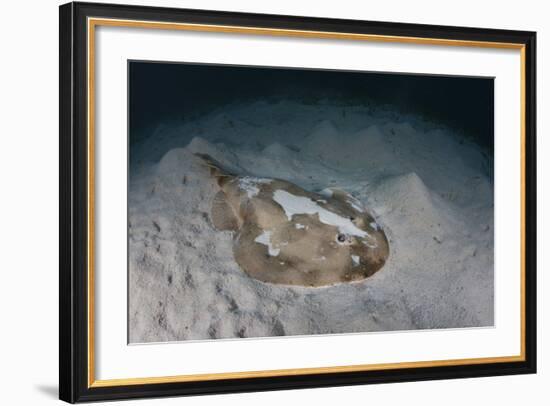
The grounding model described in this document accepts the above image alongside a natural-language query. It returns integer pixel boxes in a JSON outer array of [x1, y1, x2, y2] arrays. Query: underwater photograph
[[128, 61, 494, 344]]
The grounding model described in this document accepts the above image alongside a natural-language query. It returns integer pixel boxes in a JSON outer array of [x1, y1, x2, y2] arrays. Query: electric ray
[[197, 154, 389, 287]]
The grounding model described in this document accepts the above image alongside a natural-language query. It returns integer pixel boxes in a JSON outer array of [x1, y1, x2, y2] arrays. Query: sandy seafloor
[[128, 99, 494, 344]]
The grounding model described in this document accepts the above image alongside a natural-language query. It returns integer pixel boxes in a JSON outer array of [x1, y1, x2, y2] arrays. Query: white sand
[[128, 100, 493, 343], [272, 189, 370, 238]]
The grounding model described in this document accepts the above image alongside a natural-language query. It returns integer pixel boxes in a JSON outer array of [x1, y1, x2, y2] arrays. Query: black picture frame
[[59, 1, 537, 403]]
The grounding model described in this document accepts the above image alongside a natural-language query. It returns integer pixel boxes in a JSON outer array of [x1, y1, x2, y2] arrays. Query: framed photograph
[[59, 2, 536, 403]]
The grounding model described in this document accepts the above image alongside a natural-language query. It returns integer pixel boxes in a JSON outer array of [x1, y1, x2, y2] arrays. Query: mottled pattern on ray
[[197, 154, 389, 287]]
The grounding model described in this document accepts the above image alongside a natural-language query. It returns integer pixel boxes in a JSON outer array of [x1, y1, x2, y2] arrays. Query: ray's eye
[[337, 234, 347, 243], [349, 216, 355, 221]]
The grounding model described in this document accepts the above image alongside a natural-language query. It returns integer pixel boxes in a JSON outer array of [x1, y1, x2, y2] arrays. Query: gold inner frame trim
[[87, 17, 527, 388]]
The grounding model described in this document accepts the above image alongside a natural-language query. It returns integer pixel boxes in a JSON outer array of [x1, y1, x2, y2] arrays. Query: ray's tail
[[194, 153, 236, 186]]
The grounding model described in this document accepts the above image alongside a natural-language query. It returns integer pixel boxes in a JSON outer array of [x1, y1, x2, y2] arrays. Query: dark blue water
[[129, 61, 494, 151]]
